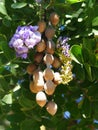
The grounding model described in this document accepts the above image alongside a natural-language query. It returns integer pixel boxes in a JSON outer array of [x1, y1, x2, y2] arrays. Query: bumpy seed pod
[[50, 12, 59, 26], [53, 72, 62, 85], [46, 101, 58, 115], [38, 20, 46, 33], [34, 52, 44, 64], [36, 91, 47, 107], [45, 27, 55, 39], [52, 56, 61, 68], [43, 67, 54, 81], [43, 53, 54, 65], [46, 40, 55, 54], [44, 80, 55, 95], [36, 39, 46, 52], [27, 64, 37, 75], [29, 81, 39, 93], [33, 70, 44, 91]]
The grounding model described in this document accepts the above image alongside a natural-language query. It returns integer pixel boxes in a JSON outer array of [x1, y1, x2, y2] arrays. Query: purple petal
[[12, 39, 23, 48], [29, 25, 39, 32], [25, 38, 37, 48], [15, 46, 28, 54]]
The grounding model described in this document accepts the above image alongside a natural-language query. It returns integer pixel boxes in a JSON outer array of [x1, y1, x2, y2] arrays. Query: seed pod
[[44, 80, 55, 95], [43, 67, 54, 81], [29, 81, 39, 93], [46, 40, 55, 54], [46, 101, 58, 115], [52, 56, 61, 68], [45, 27, 55, 40], [38, 20, 46, 33], [36, 91, 47, 107], [34, 52, 44, 64], [50, 12, 59, 26], [33, 70, 44, 91], [33, 70, 43, 82], [43, 53, 54, 65], [36, 39, 46, 52], [53, 72, 62, 85], [27, 64, 37, 75]]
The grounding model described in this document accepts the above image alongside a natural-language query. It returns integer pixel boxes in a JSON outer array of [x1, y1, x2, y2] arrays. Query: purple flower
[[57, 36, 70, 57], [9, 25, 41, 59]]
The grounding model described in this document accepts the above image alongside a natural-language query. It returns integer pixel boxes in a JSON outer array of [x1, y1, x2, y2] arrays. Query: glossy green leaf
[[2, 93, 12, 104], [70, 45, 83, 64], [92, 17, 98, 26], [0, 0, 8, 15], [67, 0, 85, 4], [11, 2, 27, 9]]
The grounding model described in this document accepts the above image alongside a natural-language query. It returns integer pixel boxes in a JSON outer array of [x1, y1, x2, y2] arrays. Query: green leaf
[[82, 47, 96, 66], [67, 0, 85, 4], [92, 17, 98, 26], [21, 119, 40, 130], [73, 64, 85, 80], [0, 35, 14, 61], [42, 117, 56, 128], [2, 16, 12, 27], [7, 113, 25, 122], [19, 95, 35, 110], [0, 0, 8, 15], [94, 101, 98, 120], [70, 45, 83, 64], [2, 93, 12, 104], [84, 63, 93, 81], [81, 98, 91, 118], [10, 63, 19, 76], [11, 2, 27, 9], [0, 75, 9, 91]]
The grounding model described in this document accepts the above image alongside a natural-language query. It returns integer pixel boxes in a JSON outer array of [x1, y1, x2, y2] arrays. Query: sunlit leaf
[[0, 0, 8, 15], [70, 45, 83, 64], [11, 2, 27, 9]]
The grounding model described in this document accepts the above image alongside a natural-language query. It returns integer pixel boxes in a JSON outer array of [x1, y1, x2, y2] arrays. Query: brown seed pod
[[33, 70, 44, 91], [46, 40, 55, 54], [50, 12, 59, 26], [43, 67, 54, 81], [46, 101, 58, 115], [36, 91, 47, 107], [44, 80, 55, 95], [52, 56, 61, 68], [45, 27, 55, 40], [38, 20, 46, 33], [43, 53, 54, 65], [34, 52, 44, 64], [36, 39, 46, 52], [29, 81, 39, 93], [33, 70, 43, 82], [53, 72, 62, 85], [26, 64, 37, 75]]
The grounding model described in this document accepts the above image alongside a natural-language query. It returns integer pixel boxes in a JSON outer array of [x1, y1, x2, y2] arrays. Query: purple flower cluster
[[9, 25, 41, 59], [57, 36, 70, 57]]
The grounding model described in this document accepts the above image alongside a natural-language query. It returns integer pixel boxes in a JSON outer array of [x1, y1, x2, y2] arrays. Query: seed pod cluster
[[26, 12, 61, 115]]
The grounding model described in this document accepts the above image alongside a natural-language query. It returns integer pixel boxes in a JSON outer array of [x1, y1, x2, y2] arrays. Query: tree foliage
[[0, 0, 98, 130]]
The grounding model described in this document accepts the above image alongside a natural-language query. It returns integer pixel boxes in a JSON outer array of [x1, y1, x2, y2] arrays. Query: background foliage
[[0, 0, 98, 130]]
